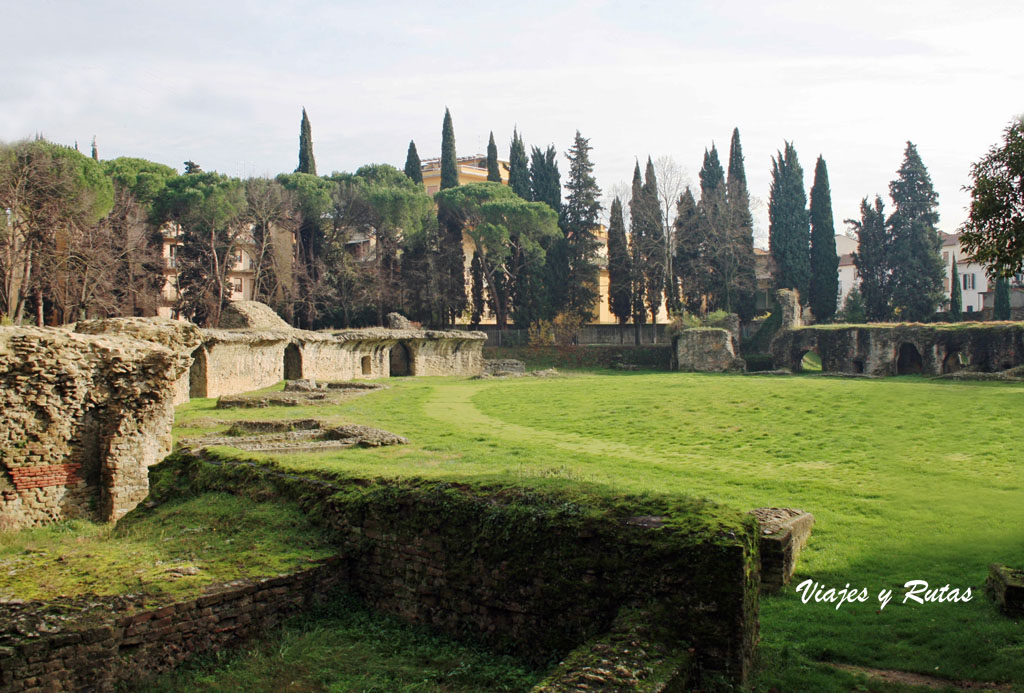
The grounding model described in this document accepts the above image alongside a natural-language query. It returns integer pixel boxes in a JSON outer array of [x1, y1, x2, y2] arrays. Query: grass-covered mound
[[0, 493, 334, 603]]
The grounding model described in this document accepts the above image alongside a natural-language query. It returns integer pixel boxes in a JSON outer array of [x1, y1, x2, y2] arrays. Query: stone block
[[749, 507, 815, 591], [987, 564, 1024, 615]]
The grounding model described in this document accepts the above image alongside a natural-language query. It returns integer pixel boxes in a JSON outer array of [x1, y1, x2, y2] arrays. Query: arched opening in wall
[[897, 343, 923, 375], [361, 355, 372, 376], [852, 359, 865, 374], [284, 343, 302, 380], [796, 349, 821, 373], [942, 350, 964, 374], [189, 347, 208, 398], [389, 343, 411, 376]]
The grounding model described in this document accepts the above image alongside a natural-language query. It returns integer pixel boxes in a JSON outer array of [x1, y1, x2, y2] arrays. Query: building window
[[943, 251, 949, 264], [234, 278, 243, 293], [967, 305, 974, 313], [963, 273, 975, 290]]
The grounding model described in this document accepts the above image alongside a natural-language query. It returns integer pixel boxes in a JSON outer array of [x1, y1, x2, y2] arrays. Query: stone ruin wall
[[0, 320, 198, 530], [771, 323, 1024, 376], [674, 327, 746, 373], [189, 331, 291, 399]]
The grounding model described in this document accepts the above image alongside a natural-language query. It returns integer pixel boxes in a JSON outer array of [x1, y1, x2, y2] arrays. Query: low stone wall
[[0, 324, 192, 530], [750, 508, 815, 591], [674, 328, 746, 372], [771, 323, 1024, 376], [0, 559, 342, 692], [160, 453, 760, 685]]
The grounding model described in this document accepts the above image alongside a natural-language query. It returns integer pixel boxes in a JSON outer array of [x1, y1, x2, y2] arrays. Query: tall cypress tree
[[560, 131, 602, 322], [404, 140, 423, 184], [726, 128, 757, 320], [849, 196, 892, 321], [530, 145, 561, 212], [768, 142, 810, 300], [994, 277, 1011, 320], [508, 129, 531, 199], [887, 142, 944, 321], [440, 108, 458, 190], [296, 108, 316, 175], [949, 256, 962, 321], [673, 187, 705, 315], [642, 157, 665, 340], [90, 136, 98, 162], [699, 145, 731, 313], [629, 162, 648, 343], [486, 132, 501, 182], [809, 156, 839, 322], [607, 196, 632, 341]]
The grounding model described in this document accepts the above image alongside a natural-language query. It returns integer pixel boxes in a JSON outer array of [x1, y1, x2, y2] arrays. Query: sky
[[3, 0, 1022, 247]]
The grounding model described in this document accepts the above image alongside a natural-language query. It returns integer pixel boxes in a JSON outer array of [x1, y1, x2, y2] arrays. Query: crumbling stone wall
[[0, 325, 192, 529], [0, 559, 342, 692], [771, 323, 1024, 376], [168, 453, 760, 685], [190, 330, 291, 399], [674, 327, 746, 372]]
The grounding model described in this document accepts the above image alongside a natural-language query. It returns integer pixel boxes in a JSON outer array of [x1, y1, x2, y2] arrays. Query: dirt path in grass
[[829, 663, 1015, 691]]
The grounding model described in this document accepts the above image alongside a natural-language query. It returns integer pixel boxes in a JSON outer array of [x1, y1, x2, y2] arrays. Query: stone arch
[[390, 342, 411, 376], [796, 347, 821, 373], [361, 355, 372, 376], [897, 343, 923, 375], [942, 349, 963, 374], [189, 346, 208, 398], [284, 343, 302, 380]]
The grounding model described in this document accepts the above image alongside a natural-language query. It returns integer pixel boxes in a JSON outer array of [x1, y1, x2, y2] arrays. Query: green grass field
[[173, 371, 1024, 691]]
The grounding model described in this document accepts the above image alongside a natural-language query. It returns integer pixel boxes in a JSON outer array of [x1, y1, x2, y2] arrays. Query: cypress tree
[[404, 140, 423, 184], [887, 142, 944, 321], [470, 250, 485, 325], [994, 277, 1011, 320], [296, 108, 316, 175], [560, 131, 602, 321], [607, 196, 632, 341], [90, 136, 98, 162], [726, 128, 757, 320], [699, 146, 732, 313], [849, 196, 892, 321], [440, 108, 458, 190], [530, 145, 561, 212], [768, 141, 810, 300], [673, 187, 705, 315], [642, 157, 665, 340], [809, 156, 839, 322], [949, 256, 962, 321], [486, 132, 501, 182], [629, 162, 648, 343], [508, 129, 531, 199]]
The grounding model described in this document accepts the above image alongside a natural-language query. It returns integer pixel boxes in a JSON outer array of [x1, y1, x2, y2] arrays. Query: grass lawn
[[0, 493, 335, 603], [142, 592, 541, 692], [174, 371, 1024, 691]]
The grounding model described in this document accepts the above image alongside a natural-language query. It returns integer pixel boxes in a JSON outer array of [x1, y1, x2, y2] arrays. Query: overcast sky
[[3, 0, 1021, 246]]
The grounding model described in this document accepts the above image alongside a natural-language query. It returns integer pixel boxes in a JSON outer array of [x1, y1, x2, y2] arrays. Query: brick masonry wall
[[0, 559, 344, 693]]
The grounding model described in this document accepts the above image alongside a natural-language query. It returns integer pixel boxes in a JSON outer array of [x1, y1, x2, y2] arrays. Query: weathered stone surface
[[986, 564, 1024, 616], [386, 312, 413, 330], [674, 328, 746, 372], [770, 323, 1024, 376], [749, 508, 815, 591], [0, 326, 190, 529], [181, 422, 408, 453], [190, 329, 292, 399], [169, 452, 760, 685], [483, 359, 527, 375], [218, 300, 292, 330], [215, 382, 385, 409], [0, 558, 343, 692], [776, 289, 803, 329]]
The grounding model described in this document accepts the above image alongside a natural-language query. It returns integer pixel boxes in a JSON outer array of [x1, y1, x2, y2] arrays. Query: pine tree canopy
[[404, 140, 423, 184], [440, 108, 458, 190], [486, 132, 501, 182], [560, 131, 602, 320], [809, 155, 839, 322], [296, 108, 316, 176], [849, 195, 892, 321]]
